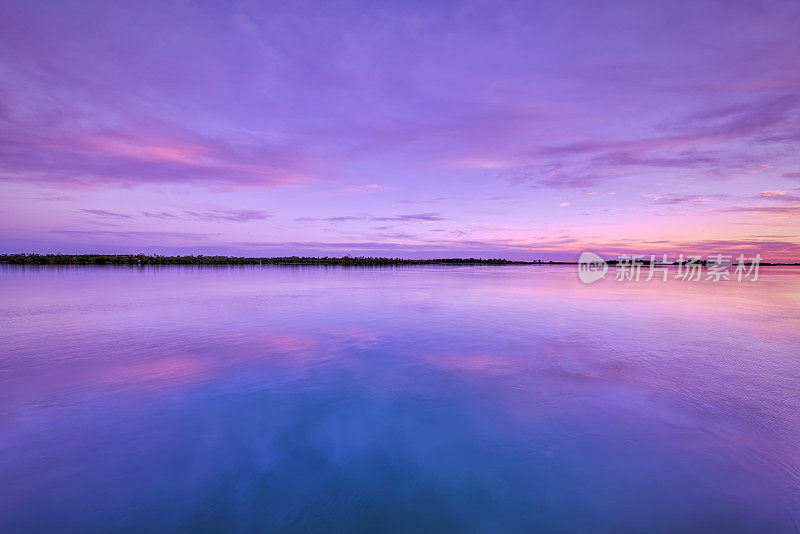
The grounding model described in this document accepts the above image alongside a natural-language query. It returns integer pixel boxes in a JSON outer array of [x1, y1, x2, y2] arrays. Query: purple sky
[[1, 0, 799, 260]]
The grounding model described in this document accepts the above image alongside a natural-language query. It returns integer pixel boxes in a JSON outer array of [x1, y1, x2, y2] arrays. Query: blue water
[[1, 265, 799, 532]]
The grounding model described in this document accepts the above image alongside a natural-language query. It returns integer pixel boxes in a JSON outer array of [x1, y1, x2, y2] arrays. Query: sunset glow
[[1, 0, 799, 259]]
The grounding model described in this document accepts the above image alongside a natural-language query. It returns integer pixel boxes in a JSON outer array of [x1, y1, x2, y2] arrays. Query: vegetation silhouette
[[2, 254, 788, 266], [0, 254, 550, 266]]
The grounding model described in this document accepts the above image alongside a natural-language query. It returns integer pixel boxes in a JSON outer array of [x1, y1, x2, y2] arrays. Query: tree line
[[0, 254, 550, 266]]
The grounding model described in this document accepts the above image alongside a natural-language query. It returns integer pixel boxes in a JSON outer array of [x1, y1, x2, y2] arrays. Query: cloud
[[756, 189, 800, 202], [593, 150, 724, 169], [80, 209, 133, 219], [667, 93, 800, 140], [344, 184, 383, 193], [219, 231, 796, 260], [395, 197, 448, 205], [296, 213, 445, 223], [183, 209, 271, 222], [52, 229, 211, 241], [371, 213, 445, 222], [715, 205, 800, 216], [295, 216, 364, 223], [30, 193, 73, 201], [0, 132, 315, 189], [142, 209, 272, 222], [503, 163, 606, 189], [369, 232, 417, 239], [143, 211, 183, 220], [641, 194, 725, 205], [503, 91, 800, 190]]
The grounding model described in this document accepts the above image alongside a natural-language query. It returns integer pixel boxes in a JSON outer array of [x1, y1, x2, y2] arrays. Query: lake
[[1, 265, 799, 532]]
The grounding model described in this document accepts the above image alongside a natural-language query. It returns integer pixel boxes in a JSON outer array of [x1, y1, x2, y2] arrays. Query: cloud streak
[[296, 213, 445, 223], [80, 209, 133, 219]]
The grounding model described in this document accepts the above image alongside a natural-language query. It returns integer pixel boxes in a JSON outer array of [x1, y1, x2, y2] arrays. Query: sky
[[1, 0, 799, 260]]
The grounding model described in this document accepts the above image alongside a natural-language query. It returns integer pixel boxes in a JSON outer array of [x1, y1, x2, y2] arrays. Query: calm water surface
[[1, 265, 799, 532]]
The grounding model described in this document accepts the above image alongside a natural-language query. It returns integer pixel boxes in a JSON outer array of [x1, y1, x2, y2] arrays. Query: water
[[1, 265, 799, 532]]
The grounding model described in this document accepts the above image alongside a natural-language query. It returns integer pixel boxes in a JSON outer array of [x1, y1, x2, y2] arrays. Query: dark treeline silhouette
[[0, 254, 553, 266], [3, 254, 790, 267]]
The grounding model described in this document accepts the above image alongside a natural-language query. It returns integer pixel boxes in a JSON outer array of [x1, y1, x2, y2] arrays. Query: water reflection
[[1, 265, 799, 532]]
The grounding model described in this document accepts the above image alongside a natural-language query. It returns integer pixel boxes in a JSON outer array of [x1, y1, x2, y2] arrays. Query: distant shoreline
[[1, 254, 797, 267], [0, 254, 544, 266]]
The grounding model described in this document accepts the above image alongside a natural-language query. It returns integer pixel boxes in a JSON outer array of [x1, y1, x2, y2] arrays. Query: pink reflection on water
[[93, 355, 212, 389]]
